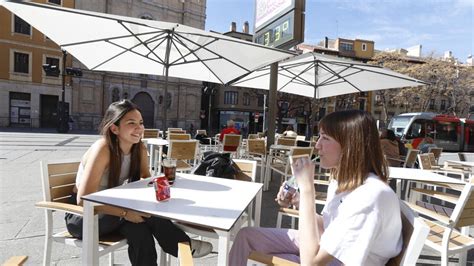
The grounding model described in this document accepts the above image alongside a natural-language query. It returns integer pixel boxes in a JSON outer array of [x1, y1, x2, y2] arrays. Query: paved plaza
[[0, 130, 286, 265], [0, 130, 472, 265]]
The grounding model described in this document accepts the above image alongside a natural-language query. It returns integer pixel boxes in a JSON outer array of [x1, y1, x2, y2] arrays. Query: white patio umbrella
[[1, 0, 294, 127], [228, 52, 428, 98]]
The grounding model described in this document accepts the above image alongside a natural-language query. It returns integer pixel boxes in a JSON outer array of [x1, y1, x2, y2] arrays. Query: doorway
[[132, 92, 155, 128], [40, 94, 59, 128]]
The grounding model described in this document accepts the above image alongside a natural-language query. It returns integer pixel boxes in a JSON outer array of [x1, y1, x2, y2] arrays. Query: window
[[14, 15, 30, 35], [257, 94, 265, 107], [362, 43, 367, 51], [243, 92, 250, 106], [440, 100, 446, 110], [48, 0, 61, 4], [45, 57, 60, 77], [340, 42, 353, 51], [429, 99, 435, 110], [14, 52, 29, 73], [224, 91, 238, 105]]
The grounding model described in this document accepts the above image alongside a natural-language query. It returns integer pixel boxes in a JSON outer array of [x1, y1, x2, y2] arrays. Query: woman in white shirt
[[229, 110, 402, 265]]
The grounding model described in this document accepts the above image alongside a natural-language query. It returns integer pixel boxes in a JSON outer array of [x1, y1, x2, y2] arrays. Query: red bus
[[388, 112, 474, 152]]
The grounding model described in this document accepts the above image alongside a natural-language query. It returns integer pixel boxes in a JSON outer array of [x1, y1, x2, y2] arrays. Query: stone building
[[0, 0, 206, 131]]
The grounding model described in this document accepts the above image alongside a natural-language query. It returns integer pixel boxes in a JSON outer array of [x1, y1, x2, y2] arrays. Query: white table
[[389, 167, 466, 185], [82, 173, 263, 265], [142, 138, 168, 174]]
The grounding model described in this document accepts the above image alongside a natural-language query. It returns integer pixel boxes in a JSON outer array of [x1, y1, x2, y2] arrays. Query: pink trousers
[[228, 227, 300, 266]]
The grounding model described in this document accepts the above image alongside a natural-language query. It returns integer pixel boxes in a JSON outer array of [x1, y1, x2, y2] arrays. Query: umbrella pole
[[267, 62, 278, 149], [162, 32, 173, 131]]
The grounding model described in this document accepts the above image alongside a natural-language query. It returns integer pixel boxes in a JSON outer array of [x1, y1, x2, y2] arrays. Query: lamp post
[[57, 50, 69, 133], [43, 50, 82, 133]]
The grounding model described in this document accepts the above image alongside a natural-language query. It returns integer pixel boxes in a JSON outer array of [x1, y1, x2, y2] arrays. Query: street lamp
[[42, 50, 82, 133]]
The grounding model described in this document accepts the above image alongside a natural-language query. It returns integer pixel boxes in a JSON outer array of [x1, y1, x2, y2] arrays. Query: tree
[[368, 52, 474, 119]]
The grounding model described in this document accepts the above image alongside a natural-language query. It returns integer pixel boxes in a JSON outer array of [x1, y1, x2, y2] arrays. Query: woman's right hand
[[275, 184, 300, 208], [124, 210, 151, 223]]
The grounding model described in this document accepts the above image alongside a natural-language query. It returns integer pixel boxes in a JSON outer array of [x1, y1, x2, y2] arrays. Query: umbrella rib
[[318, 62, 362, 93], [173, 32, 252, 73], [169, 34, 221, 66], [119, 21, 167, 66], [61, 30, 165, 47], [146, 34, 168, 63], [90, 39, 164, 70], [169, 33, 225, 84]]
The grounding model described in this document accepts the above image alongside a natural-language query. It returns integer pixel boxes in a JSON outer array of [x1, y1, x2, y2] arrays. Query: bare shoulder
[[83, 138, 110, 163]]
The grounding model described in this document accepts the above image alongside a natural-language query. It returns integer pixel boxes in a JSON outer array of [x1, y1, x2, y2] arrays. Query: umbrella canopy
[[1, 0, 294, 127], [229, 52, 428, 99]]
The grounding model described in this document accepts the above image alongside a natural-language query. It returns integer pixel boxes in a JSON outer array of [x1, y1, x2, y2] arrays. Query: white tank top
[[76, 154, 131, 191]]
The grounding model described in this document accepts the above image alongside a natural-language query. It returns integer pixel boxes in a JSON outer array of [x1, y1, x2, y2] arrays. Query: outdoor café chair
[[36, 159, 127, 266], [249, 201, 429, 266], [167, 140, 200, 172], [221, 134, 242, 158], [143, 128, 160, 139], [246, 139, 267, 183], [427, 147, 443, 165], [405, 178, 474, 265], [168, 133, 191, 140]]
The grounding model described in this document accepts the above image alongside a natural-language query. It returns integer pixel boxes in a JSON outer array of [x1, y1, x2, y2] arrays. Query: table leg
[[149, 144, 155, 174], [82, 201, 99, 265], [254, 188, 262, 227], [216, 230, 230, 266], [157, 145, 163, 175]]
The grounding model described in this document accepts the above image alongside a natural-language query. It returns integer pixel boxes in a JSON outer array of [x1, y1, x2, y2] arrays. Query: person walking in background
[[282, 125, 297, 137], [219, 119, 240, 142], [380, 129, 401, 166], [65, 100, 212, 265], [229, 110, 402, 265]]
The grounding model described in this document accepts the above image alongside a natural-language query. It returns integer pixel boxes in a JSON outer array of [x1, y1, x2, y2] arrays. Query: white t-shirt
[[320, 173, 402, 266]]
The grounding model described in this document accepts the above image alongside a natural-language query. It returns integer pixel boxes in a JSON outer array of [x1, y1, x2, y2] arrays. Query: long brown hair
[[99, 100, 142, 188], [319, 110, 388, 193]]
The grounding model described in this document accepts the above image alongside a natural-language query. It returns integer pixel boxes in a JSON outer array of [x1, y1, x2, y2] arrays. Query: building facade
[[0, 0, 75, 128], [0, 0, 207, 131]]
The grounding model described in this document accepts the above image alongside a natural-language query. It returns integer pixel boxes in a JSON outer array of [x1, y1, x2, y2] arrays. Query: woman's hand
[[124, 210, 151, 223], [292, 157, 315, 193], [275, 184, 300, 208]]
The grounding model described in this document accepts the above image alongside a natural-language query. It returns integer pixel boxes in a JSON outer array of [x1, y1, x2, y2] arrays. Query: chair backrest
[[417, 154, 432, 170], [451, 183, 474, 228], [196, 129, 207, 136], [233, 159, 257, 182], [168, 133, 191, 140], [428, 147, 443, 161], [168, 140, 199, 161], [276, 137, 296, 146], [290, 147, 313, 157], [386, 201, 429, 266], [311, 135, 319, 142], [40, 159, 80, 203], [247, 139, 266, 156], [223, 134, 242, 152], [143, 128, 159, 138], [458, 152, 467, 161], [248, 134, 258, 140], [427, 153, 438, 167], [403, 149, 419, 168], [296, 135, 306, 141], [168, 127, 182, 131]]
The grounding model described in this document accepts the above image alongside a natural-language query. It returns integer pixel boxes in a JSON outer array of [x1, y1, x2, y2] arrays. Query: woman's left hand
[[292, 157, 315, 193]]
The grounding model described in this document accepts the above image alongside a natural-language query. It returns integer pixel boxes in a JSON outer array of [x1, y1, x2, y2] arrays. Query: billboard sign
[[255, 0, 294, 30]]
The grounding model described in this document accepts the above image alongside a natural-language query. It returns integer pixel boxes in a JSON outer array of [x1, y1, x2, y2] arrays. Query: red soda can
[[153, 176, 170, 201]]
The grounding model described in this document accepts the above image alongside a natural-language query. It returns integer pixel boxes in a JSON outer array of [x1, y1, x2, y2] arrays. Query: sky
[[205, 0, 473, 61]]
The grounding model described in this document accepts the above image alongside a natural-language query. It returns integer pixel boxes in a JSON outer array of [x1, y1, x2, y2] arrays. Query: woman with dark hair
[[380, 129, 401, 166], [229, 110, 402, 265], [65, 100, 211, 265]]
